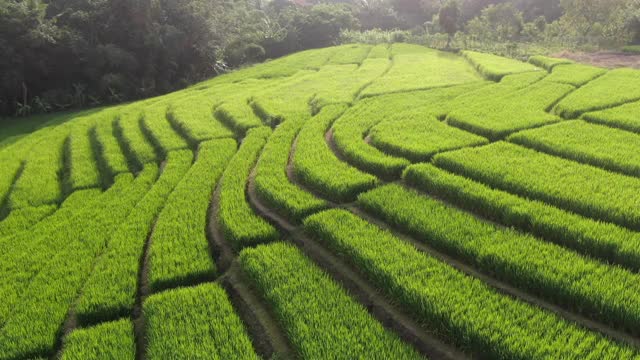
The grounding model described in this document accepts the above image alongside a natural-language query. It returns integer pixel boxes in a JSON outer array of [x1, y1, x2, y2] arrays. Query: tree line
[[1, 0, 639, 117]]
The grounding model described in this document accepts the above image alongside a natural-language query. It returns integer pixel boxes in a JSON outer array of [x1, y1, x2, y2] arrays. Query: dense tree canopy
[[1, 0, 638, 117]]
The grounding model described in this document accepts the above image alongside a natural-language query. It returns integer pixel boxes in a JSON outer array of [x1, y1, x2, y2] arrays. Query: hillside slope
[[2, 44, 640, 359]]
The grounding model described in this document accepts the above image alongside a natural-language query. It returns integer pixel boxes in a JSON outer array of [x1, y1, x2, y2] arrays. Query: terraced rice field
[[3, 43, 640, 359]]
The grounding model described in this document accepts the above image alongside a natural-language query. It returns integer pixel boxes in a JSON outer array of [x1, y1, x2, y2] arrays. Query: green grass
[[399, 163, 640, 272], [327, 44, 372, 65], [148, 139, 236, 292], [239, 242, 422, 359], [508, 120, 640, 177], [554, 68, 640, 118], [528, 55, 573, 70], [61, 319, 135, 360], [75, 150, 193, 325], [0, 205, 56, 237], [434, 141, 640, 230], [293, 104, 378, 202], [304, 209, 638, 359], [143, 283, 259, 359], [462, 50, 541, 81], [218, 126, 279, 249]]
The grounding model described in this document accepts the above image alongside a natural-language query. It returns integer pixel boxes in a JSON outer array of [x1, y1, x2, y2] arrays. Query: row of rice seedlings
[[218, 127, 280, 248], [148, 139, 236, 292], [528, 55, 573, 70], [293, 105, 379, 202], [304, 209, 639, 359], [367, 44, 390, 59], [583, 99, 640, 133], [326, 43, 372, 65], [64, 122, 103, 192], [545, 63, 606, 87], [331, 82, 487, 178], [311, 59, 389, 110], [0, 166, 158, 360], [114, 106, 158, 168], [461, 50, 541, 81], [554, 68, 640, 118], [166, 93, 234, 144], [140, 103, 190, 157], [0, 158, 23, 210], [214, 98, 265, 136], [446, 79, 574, 140], [508, 120, 640, 177], [369, 113, 488, 162], [143, 283, 259, 359], [361, 47, 482, 97], [239, 242, 422, 359], [402, 163, 640, 272], [250, 112, 329, 223], [61, 319, 135, 360], [446, 71, 546, 110], [0, 188, 102, 327], [91, 112, 131, 178], [0, 205, 56, 238], [365, 182, 640, 333], [8, 127, 67, 209], [75, 150, 193, 325], [433, 142, 640, 230]]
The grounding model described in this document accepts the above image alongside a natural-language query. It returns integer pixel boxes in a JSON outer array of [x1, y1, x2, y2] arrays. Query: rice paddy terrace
[[3, 43, 640, 359]]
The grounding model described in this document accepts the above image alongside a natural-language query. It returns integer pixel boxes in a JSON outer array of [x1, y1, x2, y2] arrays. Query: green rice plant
[[148, 139, 236, 292], [331, 83, 489, 178], [433, 141, 640, 230], [293, 104, 378, 202], [140, 103, 190, 156], [0, 187, 111, 326], [8, 129, 67, 209], [144, 283, 259, 359], [554, 68, 640, 118], [0, 166, 157, 360], [362, 47, 482, 97], [545, 63, 606, 87], [327, 43, 372, 65], [360, 183, 640, 333], [312, 59, 389, 109], [239, 242, 422, 359], [92, 114, 130, 177], [400, 163, 640, 271], [75, 150, 193, 325], [367, 44, 389, 59], [446, 71, 546, 111], [61, 319, 135, 360], [369, 113, 488, 162], [528, 55, 573, 70], [214, 99, 265, 135], [167, 93, 234, 144], [0, 205, 56, 237], [304, 209, 639, 359], [253, 118, 329, 222], [65, 123, 102, 191], [462, 50, 541, 81], [218, 127, 279, 248], [114, 106, 157, 168], [446, 79, 574, 140], [508, 120, 640, 177], [583, 99, 640, 133], [0, 158, 23, 209]]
